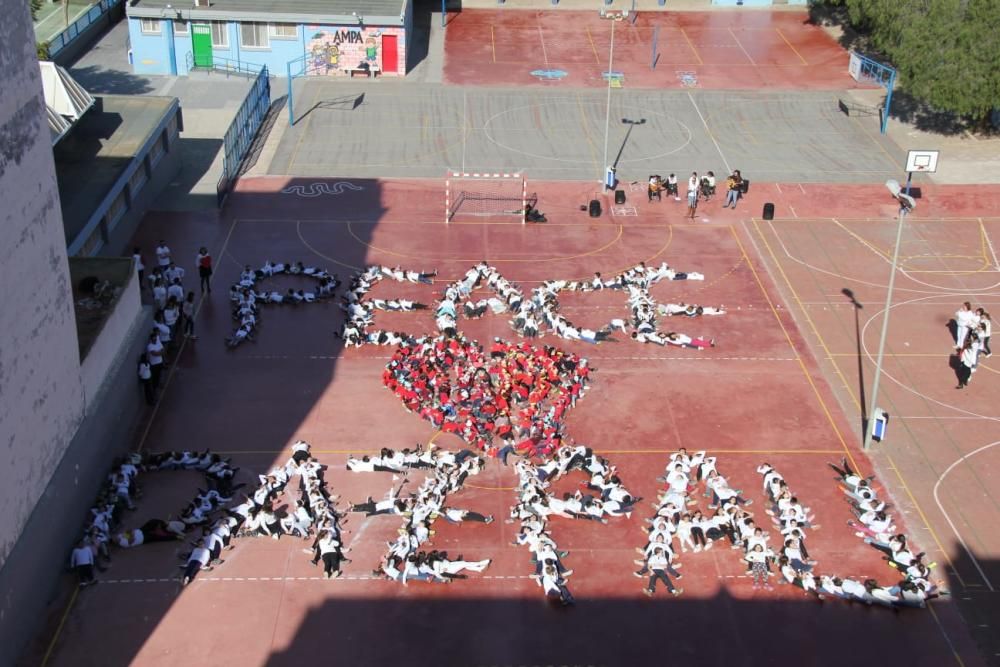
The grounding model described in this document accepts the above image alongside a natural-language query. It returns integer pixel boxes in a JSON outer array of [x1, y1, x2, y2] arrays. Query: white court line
[[788, 205, 798, 219], [538, 24, 549, 65], [981, 217, 1000, 270], [686, 92, 732, 176], [933, 441, 999, 592]]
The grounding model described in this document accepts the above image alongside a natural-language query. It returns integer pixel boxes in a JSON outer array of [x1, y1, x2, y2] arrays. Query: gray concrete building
[[0, 0, 153, 661]]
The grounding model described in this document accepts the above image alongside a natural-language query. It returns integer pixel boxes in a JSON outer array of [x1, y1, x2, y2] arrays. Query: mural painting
[[305, 26, 404, 75]]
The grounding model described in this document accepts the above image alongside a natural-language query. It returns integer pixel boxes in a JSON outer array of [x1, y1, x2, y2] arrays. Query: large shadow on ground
[[17, 179, 383, 666], [264, 574, 996, 666]]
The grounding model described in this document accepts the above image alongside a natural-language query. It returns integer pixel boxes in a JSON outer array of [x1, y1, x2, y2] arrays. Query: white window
[[140, 18, 161, 34], [240, 22, 269, 48], [210, 21, 228, 47], [173, 20, 189, 35], [269, 23, 296, 39]]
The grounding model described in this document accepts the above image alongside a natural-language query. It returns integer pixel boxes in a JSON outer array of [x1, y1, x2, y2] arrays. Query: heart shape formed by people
[[383, 336, 591, 458]]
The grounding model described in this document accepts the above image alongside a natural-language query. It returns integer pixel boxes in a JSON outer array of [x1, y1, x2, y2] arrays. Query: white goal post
[[445, 172, 527, 224]]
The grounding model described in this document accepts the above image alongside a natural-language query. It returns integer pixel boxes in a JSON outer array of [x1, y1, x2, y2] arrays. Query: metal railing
[[217, 65, 271, 207], [46, 0, 122, 58]]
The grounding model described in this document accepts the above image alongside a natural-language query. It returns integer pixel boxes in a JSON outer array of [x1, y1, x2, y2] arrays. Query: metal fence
[[217, 65, 271, 207], [47, 0, 122, 58]]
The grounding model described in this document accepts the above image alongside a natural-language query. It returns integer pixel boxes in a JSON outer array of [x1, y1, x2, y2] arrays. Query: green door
[[191, 24, 213, 68]]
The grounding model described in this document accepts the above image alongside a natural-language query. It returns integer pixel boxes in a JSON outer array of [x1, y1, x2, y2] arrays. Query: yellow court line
[[585, 26, 601, 64], [135, 217, 240, 454], [344, 219, 625, 263], [754, 219, 863, 414], [490, 24, 496, 63], [680, 27, 703, 66], [775, 28, 808, 65], [731, 224, 860, 474], [886, 454, 966, 589], [728, 27, 756, 66], [41, 587, 79, 667], [218, 448, 844, 456], [831, 217, 893, 262]]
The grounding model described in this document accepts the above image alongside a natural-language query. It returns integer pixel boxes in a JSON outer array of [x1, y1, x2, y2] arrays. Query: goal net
[[446, 172, 527, 223]]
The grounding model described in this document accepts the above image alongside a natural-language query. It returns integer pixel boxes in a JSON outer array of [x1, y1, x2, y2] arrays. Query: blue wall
[[128, 20, 340, 75]]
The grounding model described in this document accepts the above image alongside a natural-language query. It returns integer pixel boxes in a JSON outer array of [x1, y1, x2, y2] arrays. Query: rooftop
[[53, 95, 178, 247], [127, 0, 407, 24]]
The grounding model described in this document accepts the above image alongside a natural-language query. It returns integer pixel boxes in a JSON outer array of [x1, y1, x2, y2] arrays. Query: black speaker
[[740, 179, 750, 194], [589, 199, 602, 217], [763, 202, 775, 220], [614, 189, 626, 205]]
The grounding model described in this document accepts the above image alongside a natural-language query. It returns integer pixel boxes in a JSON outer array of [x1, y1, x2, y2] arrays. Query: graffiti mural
[[305, 25, 405, 76]]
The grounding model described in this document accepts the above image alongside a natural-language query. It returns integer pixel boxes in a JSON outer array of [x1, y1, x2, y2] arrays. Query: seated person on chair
[[648, 175, 663, 201], [524, 203, 547, 223]]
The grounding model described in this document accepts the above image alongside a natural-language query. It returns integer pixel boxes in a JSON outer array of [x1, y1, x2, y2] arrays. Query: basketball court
[[24, 174, 999, 667], [21, 5, 1000, 666], [272, 82, 901, 182], [444, 10, 868, 89]]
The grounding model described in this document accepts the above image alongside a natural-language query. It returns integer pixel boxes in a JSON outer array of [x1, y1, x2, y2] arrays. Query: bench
[[348, 67, 380, 79]]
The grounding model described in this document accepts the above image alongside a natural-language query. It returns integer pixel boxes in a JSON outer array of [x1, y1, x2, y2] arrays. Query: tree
[[815, 0, 1000, 128], [28, 0, 43, 21]]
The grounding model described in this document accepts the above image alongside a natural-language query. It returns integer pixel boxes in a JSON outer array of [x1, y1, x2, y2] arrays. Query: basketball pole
[[601, 19, 616, 187]]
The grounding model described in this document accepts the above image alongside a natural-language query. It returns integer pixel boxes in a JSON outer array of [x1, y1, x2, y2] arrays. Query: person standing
[[146, 332, 165, 389], [182, 291, 197, 340], [138, 354, 155, 405], [956, 338, 977, 388], [70, 542, 97, 587], [132, 247, 145, 290], [155, 240, 171, 269], [954, 302, 977, 350], [197, 247, 213, 294], [978, 310, 992, 357], [686, 186, 699, 220]]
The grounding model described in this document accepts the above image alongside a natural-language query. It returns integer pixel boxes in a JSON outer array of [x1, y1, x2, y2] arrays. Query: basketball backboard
[[905, 149, 939, 173]]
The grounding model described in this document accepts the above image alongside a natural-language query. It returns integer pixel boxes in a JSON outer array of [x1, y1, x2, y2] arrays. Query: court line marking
[[980, 218, 1000, 270], [686, 92, 731, 175], [775, 28, 808, 66], [585, 26, 601, 64], [932, 441, 999, 591], [574, 90, 602, 176], [490, 24, 496, 63], [537, 23, 548, 65], [751, 218, 869, 426], [727, 27, 756, 66], [135, 217, 240, 453], [40, 587, 78, 667], [679, 28, 703, 65], [730, 225, 860, 474], [754, 219, 979, 589], [927, 604, 967, 667], [218, 449, 844, 456]]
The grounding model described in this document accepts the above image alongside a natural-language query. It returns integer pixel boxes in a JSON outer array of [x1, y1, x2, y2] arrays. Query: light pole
[[601, 19, 616, 188], [864, 180, 916, 450]]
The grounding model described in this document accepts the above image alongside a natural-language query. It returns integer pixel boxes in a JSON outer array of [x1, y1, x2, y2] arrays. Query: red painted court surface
[[444, 10, 869, 89], [34, 178, 1000, 666]]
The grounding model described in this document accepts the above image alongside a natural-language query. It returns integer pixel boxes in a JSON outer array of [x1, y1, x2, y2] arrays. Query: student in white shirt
[[954, 301, 977, 350], [155, 241, 171, 268], [70, 542, 97, 587], [181, 546, 217, 586]]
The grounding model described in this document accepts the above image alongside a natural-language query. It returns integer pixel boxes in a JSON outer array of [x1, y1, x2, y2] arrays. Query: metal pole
[[651, 25, 659, 69], [287, 60, 295, 125], [441, 0, 446, 28], [881, 69, 895, 135], [864, 204, 907, 450], [601, 19, 616, 185]]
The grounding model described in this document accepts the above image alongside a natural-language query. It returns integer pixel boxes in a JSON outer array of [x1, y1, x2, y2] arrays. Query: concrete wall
[[80, 267, 142, 404], [1, 306, 153, 667], [0, 0, 86, 570]]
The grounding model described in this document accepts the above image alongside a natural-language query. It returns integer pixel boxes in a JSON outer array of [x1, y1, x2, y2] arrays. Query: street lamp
[[601, 19, 616, 188], [863, 180, 916, 450]]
